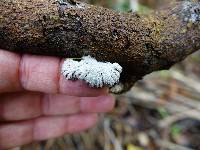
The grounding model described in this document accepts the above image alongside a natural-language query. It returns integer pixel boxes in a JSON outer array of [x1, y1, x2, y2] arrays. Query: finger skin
[[43, 94, 115, 115], [0, 50, 108, 96], [0, 50, 22, 93], [0, 92, 115, 121], [0, 114, 98, 149], [0, 49, 111, 150], [0, 92, 41, 121], [19, 54, 60, 94]]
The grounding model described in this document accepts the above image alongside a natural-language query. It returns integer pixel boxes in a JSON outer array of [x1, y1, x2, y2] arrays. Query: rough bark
[[0, 0, 199, 92]]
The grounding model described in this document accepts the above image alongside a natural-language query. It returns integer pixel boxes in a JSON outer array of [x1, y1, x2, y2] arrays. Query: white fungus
[[56, 0, 85, 9], [61, 56, 122, 88], [182, 1, 200, 23]]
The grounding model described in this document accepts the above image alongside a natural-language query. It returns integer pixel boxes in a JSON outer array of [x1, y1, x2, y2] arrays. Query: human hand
[[0, 50, 115, 149]]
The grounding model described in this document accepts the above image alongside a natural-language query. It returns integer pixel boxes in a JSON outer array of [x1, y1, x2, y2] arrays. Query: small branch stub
[[61, 56, 123, 88]]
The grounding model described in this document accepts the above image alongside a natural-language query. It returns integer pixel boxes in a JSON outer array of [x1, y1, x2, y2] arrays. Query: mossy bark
[[0, 0, 199, 92]]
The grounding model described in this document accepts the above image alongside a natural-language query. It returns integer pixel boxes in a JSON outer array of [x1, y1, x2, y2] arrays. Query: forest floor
[[20, 52, 200, 150]]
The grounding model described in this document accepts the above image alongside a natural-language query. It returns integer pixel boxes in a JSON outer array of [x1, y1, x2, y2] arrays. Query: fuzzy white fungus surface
[[57, 0, 85, 9], [182, 1, 200, 23], [61, 56, 122, 88]]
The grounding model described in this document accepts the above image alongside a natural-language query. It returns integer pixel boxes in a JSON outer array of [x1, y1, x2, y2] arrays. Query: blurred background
[[19, 0, 200, 150]]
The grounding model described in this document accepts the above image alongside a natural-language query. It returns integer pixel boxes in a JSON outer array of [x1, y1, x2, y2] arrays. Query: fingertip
[[104, 94, 116, 112]]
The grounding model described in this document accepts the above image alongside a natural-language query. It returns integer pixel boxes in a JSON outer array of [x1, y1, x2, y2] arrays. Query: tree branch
[[0, 0, 199, 92]]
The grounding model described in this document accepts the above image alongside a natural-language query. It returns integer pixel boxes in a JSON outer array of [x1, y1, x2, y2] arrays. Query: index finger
[[0, 50, 108, 96]]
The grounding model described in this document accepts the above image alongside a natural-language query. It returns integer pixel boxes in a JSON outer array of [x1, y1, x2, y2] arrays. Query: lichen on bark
[[0, 0, 199, 93]]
